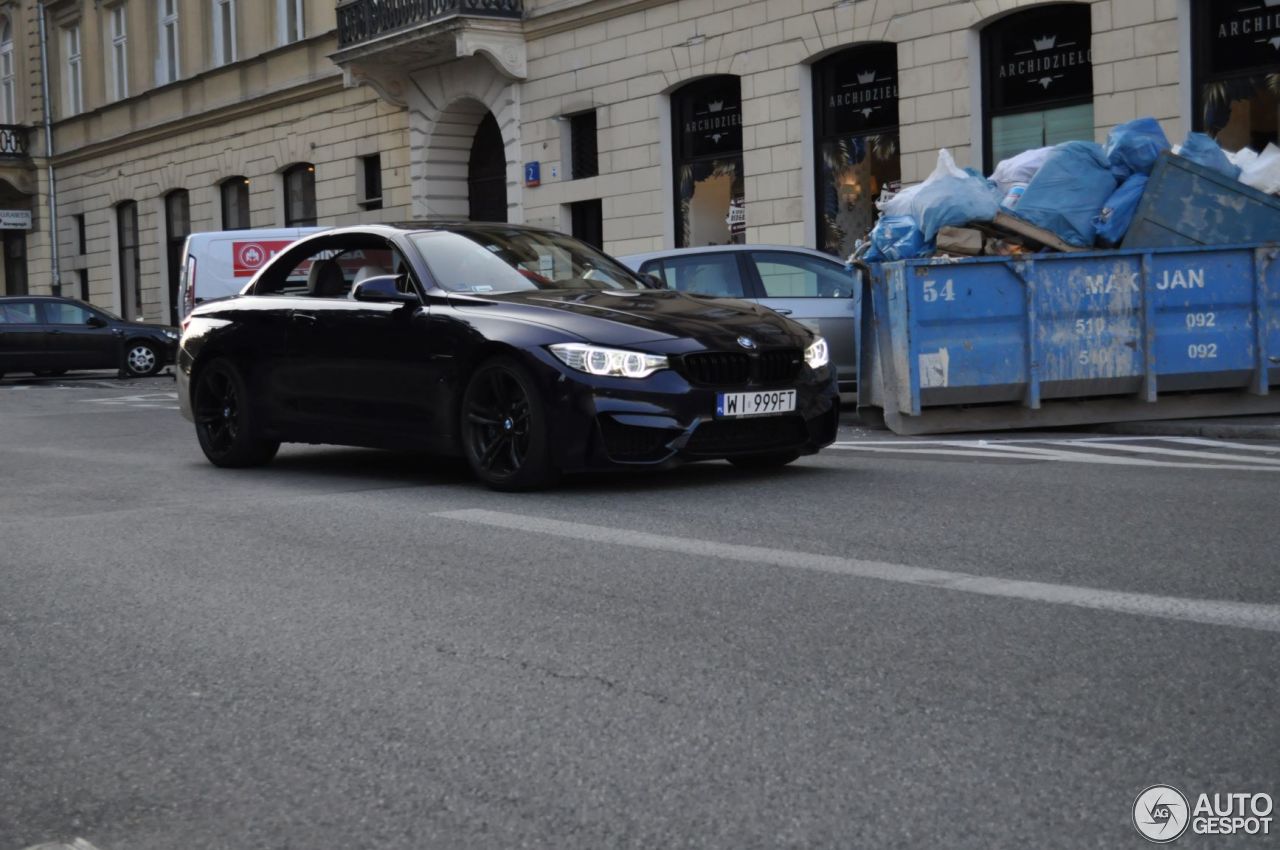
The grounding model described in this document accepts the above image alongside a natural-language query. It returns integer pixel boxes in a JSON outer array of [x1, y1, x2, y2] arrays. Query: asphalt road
[[2, 374, 1277, 849]]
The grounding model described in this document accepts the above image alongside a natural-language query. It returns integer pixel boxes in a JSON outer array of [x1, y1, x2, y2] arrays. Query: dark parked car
[[177, 224, 839, 490], [0, 295, 178, 381]]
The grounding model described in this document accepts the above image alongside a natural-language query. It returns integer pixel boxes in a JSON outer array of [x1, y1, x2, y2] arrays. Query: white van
[[177, 227, 326, 320]]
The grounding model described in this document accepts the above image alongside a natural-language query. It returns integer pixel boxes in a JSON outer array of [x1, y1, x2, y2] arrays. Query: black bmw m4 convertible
[[177, 224, 839, 490]]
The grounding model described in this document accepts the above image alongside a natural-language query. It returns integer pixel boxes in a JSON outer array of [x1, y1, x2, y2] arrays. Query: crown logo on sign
[[1032, 35, 1056, 51], [857, 70, 876, 85], [708, 100, 723, 112]]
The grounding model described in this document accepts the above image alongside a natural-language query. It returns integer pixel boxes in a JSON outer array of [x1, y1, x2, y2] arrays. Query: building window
[[671, 76, 744, 248], [64, 25, 83, 116], [221, 176, 250, 229], [358, 154, 382, 210], [569, 199, 603, 249], [157, 0, 179, 85], [77, 269, 89, 300], [165, 190, 189, 325], [109, 5, 129, 101], [73, 213, 87, 254], [116, 201, 141, 320], [981, 3, 1093, 171], [3, 231, 27, 296], [813, 43, 901, 259], [278, 0, 304, 45], [213, 0, 236, 66], [283, 163, 316, 226], [1194, 0, 1280, 152], [568, 111, 598, 179], [0, 15, 15, 123]]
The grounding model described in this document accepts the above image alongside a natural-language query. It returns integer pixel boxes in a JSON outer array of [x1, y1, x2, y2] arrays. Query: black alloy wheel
[[461, 357, 558, 491], [192, 359, 279, 468], [125, 341, 162, 377], [729, 450, 801, 469]]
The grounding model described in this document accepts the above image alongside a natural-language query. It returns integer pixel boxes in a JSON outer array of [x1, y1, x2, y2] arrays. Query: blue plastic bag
[[1179, 132, 1242, 180], [1103, 117, 1170, 180], [1093, 174, 1148, 247], [863, 215, 927, 262], [1012, 141, 1117, 248], [908, 149, 999, 242]]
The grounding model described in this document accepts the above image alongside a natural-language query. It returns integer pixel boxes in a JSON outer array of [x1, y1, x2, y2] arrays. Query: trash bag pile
[[856, 116, 1280, 262]]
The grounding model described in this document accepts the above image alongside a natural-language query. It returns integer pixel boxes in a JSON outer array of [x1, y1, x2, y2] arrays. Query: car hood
[[119, 320, 178, 335], [447, 288, 813, 350]]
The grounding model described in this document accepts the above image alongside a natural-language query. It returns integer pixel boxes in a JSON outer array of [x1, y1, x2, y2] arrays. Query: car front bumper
[[529, 350, 840, 473]]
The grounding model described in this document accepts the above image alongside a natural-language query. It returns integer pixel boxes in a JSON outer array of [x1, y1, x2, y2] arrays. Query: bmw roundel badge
[[737, 336, 756, 350]]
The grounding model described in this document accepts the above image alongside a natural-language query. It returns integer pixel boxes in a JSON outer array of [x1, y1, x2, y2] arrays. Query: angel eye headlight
[[805, 336, 829, 369], [550, 343, 669, 379]]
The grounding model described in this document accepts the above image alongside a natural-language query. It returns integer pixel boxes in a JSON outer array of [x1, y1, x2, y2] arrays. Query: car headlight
[[805, 336, 829, 369], [163, 329, 179, 340], [549, 343, 669, 378]]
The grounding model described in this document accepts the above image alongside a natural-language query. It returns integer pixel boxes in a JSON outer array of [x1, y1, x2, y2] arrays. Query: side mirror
[[86, 315, 108, 328], [643, 273, 667, 289], [352, 275, 420, 304]]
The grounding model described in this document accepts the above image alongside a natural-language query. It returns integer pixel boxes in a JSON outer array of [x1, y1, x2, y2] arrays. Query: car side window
[[750, 252, 854, 298], [0, 302, 39, 323], [42, 302, 95, 325], [642, 253, 745, 298], [253, 242, 406, 299]]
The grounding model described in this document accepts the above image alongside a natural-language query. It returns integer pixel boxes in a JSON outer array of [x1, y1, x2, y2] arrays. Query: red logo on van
[[233, 240, 294, 277]]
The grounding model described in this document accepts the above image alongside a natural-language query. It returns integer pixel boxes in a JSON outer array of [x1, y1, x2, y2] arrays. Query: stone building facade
[[2, 0, 1274, 324]]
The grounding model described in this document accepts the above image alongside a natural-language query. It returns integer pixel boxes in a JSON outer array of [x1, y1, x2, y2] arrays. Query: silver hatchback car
[[618, 245, 858, 401]]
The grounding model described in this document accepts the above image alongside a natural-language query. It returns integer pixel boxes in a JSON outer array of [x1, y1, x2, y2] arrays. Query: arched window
[[671, 76, 744, 247], [165, 190, 190, 325], [1194, 0, 1280, 152], [117, 201, 141, 320], [221, 176, 250, 229], [981, 3, 1093, 171], [0, 15, 16, 124], [813, 44, 901, 258], [283, 163, 316, 226]]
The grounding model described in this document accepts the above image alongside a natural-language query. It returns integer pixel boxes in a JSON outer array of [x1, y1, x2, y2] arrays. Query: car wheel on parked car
[[460, 357, 559, 491], [125, 341, 162, 377], [193, 359, 280, 468]]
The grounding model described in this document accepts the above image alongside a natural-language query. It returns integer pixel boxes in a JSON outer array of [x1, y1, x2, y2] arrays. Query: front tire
[[460, 357, 559, 491], [729, 450, 801, 469], [125, 341, 162, 377], [192, 358, 279, 468]]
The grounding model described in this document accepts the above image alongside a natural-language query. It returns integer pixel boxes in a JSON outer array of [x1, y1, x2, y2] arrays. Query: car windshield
[[411, 228, 647, 294]]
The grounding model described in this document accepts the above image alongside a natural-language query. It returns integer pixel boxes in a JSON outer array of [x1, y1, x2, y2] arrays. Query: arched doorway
[[468, 112, 507, 222]]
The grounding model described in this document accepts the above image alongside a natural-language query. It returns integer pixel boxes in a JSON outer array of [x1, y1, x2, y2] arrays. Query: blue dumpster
[[856, 243, 1280, 435]]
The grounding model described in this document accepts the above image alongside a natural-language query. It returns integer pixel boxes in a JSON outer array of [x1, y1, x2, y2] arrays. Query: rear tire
[[729, 450, 801, 469], [460, 357, 559, 491], [192, 358, 279, 468]]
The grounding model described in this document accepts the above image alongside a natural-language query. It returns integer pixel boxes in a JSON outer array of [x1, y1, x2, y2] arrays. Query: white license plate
[[716, 389, 797, 418]]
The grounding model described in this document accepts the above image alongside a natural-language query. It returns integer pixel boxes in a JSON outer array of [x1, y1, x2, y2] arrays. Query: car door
[[0, 300, 46, 373], [279, 244, 437, 442], [39, 301, 120, 370], [635, 252, 749, 300], [741, 250, 859, 399]]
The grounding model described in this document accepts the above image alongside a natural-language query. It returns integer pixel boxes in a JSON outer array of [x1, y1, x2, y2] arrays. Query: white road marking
[[22, 840, 105, 850], [434, 509, 1280, 634], [830, 436, 1280, 472]]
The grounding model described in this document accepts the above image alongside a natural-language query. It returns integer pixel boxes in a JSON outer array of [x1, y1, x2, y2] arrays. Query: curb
[[1092, 419, 1280, 440]]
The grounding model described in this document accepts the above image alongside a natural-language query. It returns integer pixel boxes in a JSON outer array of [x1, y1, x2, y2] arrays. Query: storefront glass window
[[981, 4, 1093, 171], [672, 76, 744, 248], [813, 43, 900, 259], [1194, 0, 1280, 152]]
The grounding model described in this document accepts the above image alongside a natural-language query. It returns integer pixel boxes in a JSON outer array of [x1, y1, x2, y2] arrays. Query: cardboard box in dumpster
[[1123, 150, 1280, 249]]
